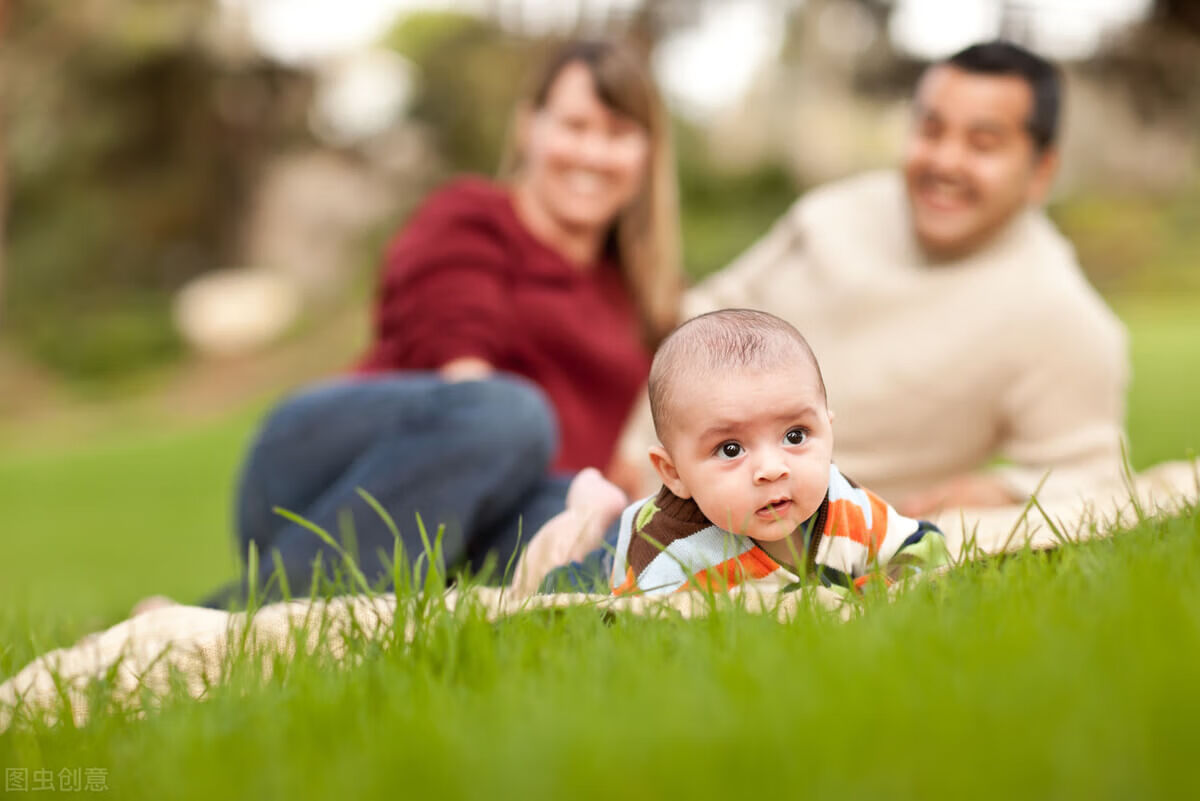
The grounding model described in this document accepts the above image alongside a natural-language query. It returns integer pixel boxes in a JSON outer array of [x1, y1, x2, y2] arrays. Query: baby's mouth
[[755, 499, 793, 519]]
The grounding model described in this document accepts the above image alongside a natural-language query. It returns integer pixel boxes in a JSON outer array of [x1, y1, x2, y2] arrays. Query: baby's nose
[[753, 454, 789, 483]]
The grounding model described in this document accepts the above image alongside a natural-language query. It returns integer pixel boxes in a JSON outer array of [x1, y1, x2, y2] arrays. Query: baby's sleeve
[[873, 519, 951, 584], [817, 496, 951, 596]]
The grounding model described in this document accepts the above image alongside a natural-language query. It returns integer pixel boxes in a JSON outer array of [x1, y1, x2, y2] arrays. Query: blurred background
[[1, 0, 1198, 625]]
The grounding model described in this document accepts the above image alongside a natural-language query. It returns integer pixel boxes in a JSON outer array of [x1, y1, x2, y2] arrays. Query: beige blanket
[[3, 459, 1195, 731]]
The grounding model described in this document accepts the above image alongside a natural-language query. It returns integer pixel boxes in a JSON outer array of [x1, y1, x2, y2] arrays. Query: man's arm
[[991, 294, 1129, 499], [897, 473, 1020, 517], [903, 291, 1129, 516]]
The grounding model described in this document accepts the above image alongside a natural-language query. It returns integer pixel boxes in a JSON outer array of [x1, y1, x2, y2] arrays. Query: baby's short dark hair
[[648, 309, 826, 441]]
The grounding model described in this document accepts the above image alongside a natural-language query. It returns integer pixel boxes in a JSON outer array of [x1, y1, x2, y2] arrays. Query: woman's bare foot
[[510, 468, 628, 596]]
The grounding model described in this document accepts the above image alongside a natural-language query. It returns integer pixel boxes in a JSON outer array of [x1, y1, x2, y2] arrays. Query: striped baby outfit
[[610, 464, 948, 596]]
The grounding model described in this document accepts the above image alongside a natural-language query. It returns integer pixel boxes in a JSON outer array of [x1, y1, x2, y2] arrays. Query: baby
[[515, 309, 948, 597]]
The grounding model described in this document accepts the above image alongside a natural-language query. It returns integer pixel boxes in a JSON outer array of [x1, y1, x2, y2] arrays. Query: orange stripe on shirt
[[613, 565, 638, 596], [823, 493, 889, 559], [865, 491, 888, 560], [687, 548, 779, 593]]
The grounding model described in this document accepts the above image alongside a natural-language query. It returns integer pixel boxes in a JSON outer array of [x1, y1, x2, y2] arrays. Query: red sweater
[[358, 177, 652, 473]]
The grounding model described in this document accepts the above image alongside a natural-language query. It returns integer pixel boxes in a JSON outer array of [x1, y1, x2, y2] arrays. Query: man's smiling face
[[903, 64, 1058, 261]]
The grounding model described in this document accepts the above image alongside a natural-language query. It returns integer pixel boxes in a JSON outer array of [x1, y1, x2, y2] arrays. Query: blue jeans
[[200, 373, 571, 607]]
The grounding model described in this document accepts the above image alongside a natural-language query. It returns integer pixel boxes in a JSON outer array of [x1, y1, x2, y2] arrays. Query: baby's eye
[[784, 428, 808, 446], [716, 442, 744, 460]]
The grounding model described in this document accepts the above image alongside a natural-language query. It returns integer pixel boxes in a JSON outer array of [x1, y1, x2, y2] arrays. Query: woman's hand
[[440, 357, 494, 382]]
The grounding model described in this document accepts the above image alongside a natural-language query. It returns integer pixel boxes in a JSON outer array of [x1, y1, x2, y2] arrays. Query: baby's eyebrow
[[696, 406, 819, 443], [696, 422, 741, 443], [772, 405, 818, 421]]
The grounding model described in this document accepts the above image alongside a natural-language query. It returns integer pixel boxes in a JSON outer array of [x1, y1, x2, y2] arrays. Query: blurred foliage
[[672, 122, 799, 281], [2, 0, 312, 383], [1051, 187, 1200, 295], [4, 1, 1199, 391], [382, 12, 537, 176], [1084, 7, 1200, 130], [18, 293, 181, 385]]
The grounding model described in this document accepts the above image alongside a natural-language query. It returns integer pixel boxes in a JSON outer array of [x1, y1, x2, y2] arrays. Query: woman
[[198, 39, 681, 606]]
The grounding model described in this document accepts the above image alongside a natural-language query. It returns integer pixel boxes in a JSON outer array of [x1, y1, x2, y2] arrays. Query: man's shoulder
[[788, 170, 906, 225], [779, 170, 914, 265], [1005, 213, 1123, 325]]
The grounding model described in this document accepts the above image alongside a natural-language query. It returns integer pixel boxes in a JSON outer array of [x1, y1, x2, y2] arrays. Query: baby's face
[[658, 362, 834, 543]]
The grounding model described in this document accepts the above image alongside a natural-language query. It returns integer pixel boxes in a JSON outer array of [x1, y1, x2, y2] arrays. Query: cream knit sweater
[[619, 171, 1129, 504]]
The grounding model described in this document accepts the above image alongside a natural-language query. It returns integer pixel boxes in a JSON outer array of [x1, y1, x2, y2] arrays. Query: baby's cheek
[[692, 494, 741, 533], [797, 468, 831, 513], [711, 512, 747, 534], [697, 477, 752, 528]]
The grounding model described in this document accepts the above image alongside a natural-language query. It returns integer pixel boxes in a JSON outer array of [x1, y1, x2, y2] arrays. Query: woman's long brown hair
[[499, 39, 683, 347]]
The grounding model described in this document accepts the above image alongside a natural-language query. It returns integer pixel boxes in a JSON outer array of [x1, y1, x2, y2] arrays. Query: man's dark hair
[[944, 41, 1061, 152]]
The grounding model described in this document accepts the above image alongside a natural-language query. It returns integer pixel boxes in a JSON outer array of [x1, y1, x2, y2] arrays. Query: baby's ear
[[648, 445, 690, 499]]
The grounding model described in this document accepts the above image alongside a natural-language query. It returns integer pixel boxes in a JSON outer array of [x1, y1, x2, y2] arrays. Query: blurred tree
[[0, 0, 9, 315], [1158, 0, 1200, 35], [1052, 0, 1200, 293], [674, 118, 798, 280], [378, 1, 720, 176], [1, 0, 312, 382], [1087, 0, 1200, 127], [382, 12, 538, 175], [626, 0, 707, 52]]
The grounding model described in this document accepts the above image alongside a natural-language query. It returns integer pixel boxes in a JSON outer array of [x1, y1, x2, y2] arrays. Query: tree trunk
[[0, 0, 9, 317]]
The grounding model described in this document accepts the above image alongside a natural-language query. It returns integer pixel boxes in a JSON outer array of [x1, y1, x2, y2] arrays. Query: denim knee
[[445, 374, 559, 470]]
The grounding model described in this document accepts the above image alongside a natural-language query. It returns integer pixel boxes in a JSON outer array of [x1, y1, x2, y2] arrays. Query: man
[[617, 41, 1128, 517]]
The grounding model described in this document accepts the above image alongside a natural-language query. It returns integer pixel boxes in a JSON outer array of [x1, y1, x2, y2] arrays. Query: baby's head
[[647, 309, 834, 542]]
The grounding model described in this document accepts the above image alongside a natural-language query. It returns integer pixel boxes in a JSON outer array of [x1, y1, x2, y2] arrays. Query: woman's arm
[[363, 188, 515, 375]]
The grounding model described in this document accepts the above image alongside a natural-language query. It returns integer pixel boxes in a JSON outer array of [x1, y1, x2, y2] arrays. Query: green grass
[[0, 410, 257, 652], [2, 511, 1199, 800], [2, 294, 1199, 799], [1119, 295, 1200, 469]]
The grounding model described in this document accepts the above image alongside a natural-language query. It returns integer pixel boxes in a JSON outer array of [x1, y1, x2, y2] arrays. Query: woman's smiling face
[[518, 61, 650, 239]]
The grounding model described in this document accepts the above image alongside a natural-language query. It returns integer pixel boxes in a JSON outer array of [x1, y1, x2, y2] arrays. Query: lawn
[[1, 294, 1199, 800]]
